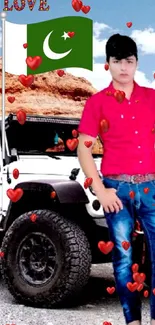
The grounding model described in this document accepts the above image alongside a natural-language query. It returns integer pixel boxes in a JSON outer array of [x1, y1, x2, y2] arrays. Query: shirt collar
[[107, 80, 141, 99]]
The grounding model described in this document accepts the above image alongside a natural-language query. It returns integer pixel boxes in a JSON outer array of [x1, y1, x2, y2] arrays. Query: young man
[[77, 33, 155, 325]]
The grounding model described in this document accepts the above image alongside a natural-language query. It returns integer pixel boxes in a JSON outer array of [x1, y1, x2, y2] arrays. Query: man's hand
[[97, 187, 123, 213]]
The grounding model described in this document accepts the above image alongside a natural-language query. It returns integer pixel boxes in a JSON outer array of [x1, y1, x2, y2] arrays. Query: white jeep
[[0, 114, 149, 307]]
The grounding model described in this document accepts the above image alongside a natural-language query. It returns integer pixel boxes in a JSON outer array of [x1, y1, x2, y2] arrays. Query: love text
[[3, 0, 50, 11]]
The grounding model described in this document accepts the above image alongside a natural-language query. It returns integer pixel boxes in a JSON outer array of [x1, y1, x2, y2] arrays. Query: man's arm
[[77, 95, 106, 194], [77, 95, 123, 213], [77, 133, 106, 195]]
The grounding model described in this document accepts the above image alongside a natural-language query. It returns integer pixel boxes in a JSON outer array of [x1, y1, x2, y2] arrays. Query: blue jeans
[[102, 176, 155, 324]]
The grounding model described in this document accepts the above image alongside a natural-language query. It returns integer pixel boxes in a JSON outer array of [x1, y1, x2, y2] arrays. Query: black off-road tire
[[1, 209, 92, 307]]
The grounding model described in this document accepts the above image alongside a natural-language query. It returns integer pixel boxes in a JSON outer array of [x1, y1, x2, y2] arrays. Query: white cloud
[[93, 37, 107, 58], [135, 70, 155, 88], [93, 22, 110, 38], [66, 64, 155, 91], [130, 28, 155, 54], [66, 62, 111, 90], [93, 22, 109, 58], [92, 22, 120, 59]]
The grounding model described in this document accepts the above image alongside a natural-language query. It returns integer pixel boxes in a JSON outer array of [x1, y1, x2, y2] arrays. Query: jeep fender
[[15, 179, 89, 204], [3, 179, 89, 230]]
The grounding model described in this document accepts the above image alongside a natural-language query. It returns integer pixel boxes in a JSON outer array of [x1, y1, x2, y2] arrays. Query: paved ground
[[0, 263, 151, 325]]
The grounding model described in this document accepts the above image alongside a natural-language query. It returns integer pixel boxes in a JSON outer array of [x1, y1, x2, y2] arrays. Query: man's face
[[108, 55, 138, 84]]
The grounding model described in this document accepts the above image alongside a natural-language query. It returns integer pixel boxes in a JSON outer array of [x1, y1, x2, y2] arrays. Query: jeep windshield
[[4, 114, 103, 158]]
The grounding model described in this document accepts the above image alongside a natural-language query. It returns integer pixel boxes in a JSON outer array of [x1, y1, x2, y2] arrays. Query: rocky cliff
[[0, 57, 103, 154], [0, 57, 97, 117]]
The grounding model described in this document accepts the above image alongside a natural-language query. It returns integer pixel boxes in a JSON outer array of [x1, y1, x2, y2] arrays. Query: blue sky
[[1, 0, 155, 90]]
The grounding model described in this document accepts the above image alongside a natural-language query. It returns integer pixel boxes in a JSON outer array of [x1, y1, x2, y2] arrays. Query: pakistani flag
[[5, 16, 93, 76]]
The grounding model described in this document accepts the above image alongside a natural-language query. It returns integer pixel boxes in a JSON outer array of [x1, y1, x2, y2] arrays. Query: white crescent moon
[[43, 31, 72, 60]]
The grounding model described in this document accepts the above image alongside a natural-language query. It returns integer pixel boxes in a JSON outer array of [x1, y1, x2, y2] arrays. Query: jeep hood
[[8, 155, 101, 176]]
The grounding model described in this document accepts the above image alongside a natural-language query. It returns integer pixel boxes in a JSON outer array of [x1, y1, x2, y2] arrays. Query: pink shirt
[[78, 80, 155, 175]]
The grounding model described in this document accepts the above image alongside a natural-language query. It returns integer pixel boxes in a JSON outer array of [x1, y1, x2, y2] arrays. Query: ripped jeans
[[102, 176, 155, 324]]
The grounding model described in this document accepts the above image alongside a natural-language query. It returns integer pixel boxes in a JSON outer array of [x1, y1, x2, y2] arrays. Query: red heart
[[84, 141, 92, 148], [98, 241, 114, 255], [13, 168, 19, 179], [143, 187, 149, 194], [105, 91, 112, 96], [127, 282, 138, 292], [16, 109, 26, 125], [72, 129, 78, 137], [30, 213, 37, 222], [114, 90, 125, 103], [144, 290, 149, 298], [135, 220, 140, 230], [66, 138, 79, 151], [68, 31, 75, 38], [137, 283, 144, 292], [81, 5, 91, 13], [0, 251, 4, 258], [129, 190, 135, 199], [103, 322, 112, 325], [154, 73, 155, 79], [132, 263, 139, 273], [26, 56, 42, 70], [72, 0, 83, 12], [122, 241, 130, 250], [50, 191, 56, 199], [84, 177, 93, 189], [23, 43, 28, 48], [7, 188, 24, 203], [18, 74, 34, 87], [126, 22, 132, 28], [132, 232, 138, 237], [104, 63, 109, 71], [7, 96, 15, 103], [57, 69, 65, 77], [133, 272, 146, 284], [106, 286, 115, 294], [152, 288, 155, 295], [100, 119, 110, 133], [135, 220, 141, 231]]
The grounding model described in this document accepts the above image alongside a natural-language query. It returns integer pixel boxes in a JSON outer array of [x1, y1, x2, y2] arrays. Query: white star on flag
[[61, 32, 70, 40]]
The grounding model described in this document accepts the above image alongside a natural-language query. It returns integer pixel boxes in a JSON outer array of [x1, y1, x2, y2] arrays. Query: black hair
[[105, 33, 138, 62]]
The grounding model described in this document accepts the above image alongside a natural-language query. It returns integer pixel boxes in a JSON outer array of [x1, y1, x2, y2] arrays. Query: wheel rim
[[17, 232, 58, 285]]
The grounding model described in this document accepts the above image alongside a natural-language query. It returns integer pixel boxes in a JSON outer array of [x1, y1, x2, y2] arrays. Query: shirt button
[[139, 161, 142, 163], [138, 145, 141, 148], [128, 102, 131, 105], [135, 131, 138, 134], [121, 114, 124, 118], [132, 116, 135, 119]]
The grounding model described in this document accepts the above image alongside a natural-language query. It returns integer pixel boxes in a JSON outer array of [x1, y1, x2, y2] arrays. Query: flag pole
[[0, 12, 6, 219], [1, 11, 6, 165]]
